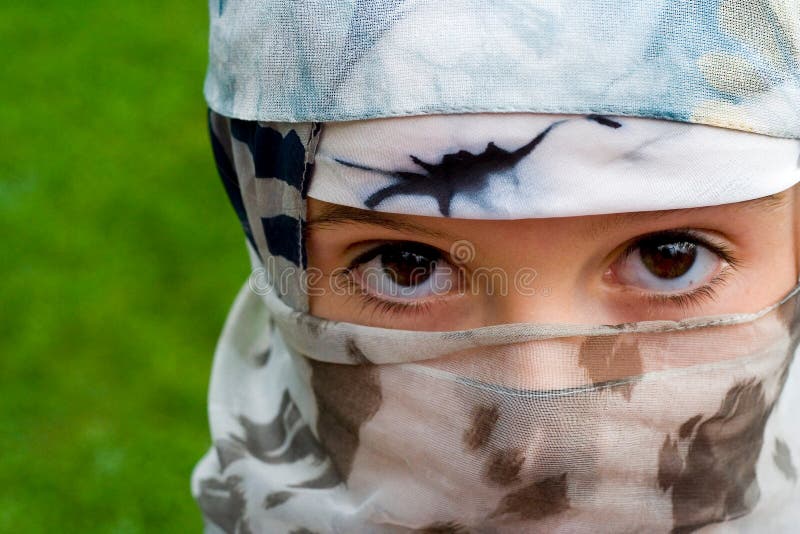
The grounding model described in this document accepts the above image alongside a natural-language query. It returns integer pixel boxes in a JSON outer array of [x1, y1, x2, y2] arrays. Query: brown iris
[[639, 238, 697, 279], [348, 242, 443, 288]]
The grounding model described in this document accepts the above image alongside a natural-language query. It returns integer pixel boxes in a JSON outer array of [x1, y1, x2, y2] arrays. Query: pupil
[[640, 240, 696, 279], [381, 249, 437, 287]]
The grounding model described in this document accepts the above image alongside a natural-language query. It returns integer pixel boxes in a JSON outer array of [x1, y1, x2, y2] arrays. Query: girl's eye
[[349, 242, 459, 301], [609, 231, 730, 294]]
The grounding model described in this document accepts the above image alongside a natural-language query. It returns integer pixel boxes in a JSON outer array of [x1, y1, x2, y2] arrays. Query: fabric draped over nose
[[192, 272, 800, 533]]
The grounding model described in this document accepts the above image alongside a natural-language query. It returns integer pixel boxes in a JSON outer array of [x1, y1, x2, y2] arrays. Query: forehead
[[308, 113, 800, 219]]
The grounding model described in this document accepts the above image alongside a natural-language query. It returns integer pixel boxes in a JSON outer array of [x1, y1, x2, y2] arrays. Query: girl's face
[[306, 187, 799, 331]]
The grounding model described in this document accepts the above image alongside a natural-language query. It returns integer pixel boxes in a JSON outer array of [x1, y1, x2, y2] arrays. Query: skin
[[306, 187, 799, 331]]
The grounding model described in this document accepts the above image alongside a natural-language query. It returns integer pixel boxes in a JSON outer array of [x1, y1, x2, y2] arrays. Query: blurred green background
[[0, 2, 249, 531]]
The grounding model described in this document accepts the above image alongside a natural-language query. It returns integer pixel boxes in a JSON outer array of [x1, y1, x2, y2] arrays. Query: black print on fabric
[[209, 112, 260, 259], [263, 490, 294, 510], [214, 438, 247, 471], [232, 391, 327, 465], [773, 438, 798, 482], [253, 347, 271, 367], [334, 115, 622, 216], [203, 387, 345, 525], [261, 215, 302, 266], [586, 114, 622, 129], [196, 475, 253, 534], [290, 462, 342, 489], [230, 119, 306, 190]]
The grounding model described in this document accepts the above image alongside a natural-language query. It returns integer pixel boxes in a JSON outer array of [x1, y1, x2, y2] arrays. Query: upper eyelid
[[339, 232, 454, 256], [348, 240, 451, 268], [627, 228, 740, 266], [347, 241, 472, 292], [621, 229, 709, 254]]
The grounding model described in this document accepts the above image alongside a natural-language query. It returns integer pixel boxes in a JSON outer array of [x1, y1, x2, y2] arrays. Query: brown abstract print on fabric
[[463, 404, 500, 451], [310, 359, 382, 481], [490, 472, 571, 521], [658, 379, 776, 533], [577, 335, 643, 400]]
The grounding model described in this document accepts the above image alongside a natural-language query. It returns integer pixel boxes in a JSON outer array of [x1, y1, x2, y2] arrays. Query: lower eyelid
[[643, 270, 732, 311], [348, 287, 456, 323]]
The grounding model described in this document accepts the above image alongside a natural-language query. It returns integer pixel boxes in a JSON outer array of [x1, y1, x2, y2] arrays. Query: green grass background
[[0, 2, 249, 531]]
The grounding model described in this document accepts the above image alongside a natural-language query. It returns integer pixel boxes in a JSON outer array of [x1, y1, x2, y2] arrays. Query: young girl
[[193, 1, 800, 532]]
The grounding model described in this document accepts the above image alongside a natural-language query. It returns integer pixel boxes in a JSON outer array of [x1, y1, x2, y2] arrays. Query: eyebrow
[[306, 190, 790, 242], [305, 203, 456, 241], [585, 190, 789, 240]]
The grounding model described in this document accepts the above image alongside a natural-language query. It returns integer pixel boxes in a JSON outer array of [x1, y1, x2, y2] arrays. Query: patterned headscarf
[[206, 0, 800, 137], [193, 1, 800, 532]]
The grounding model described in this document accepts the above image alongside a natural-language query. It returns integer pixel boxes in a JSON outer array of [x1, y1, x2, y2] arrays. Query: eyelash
[[642, 270, 732, 312], [353, 291, 438, 319], [337, 230, 742, 319], [332, 270, 442, 319], [616, 229, 741, 313]]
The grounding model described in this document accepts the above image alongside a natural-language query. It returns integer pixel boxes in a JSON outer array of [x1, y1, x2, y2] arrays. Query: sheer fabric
[[192, 277, 800, 532]]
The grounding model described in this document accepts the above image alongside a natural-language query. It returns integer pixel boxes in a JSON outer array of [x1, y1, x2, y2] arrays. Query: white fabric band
[[308, 113, 800, 219]]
